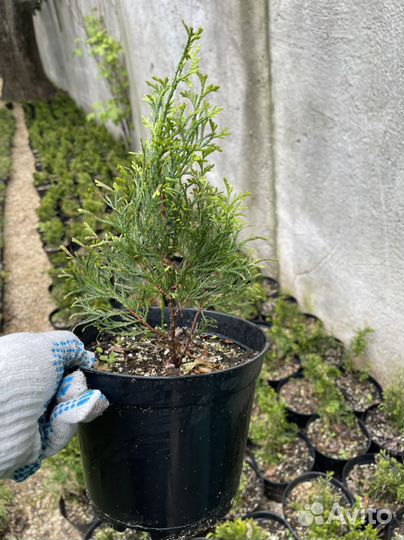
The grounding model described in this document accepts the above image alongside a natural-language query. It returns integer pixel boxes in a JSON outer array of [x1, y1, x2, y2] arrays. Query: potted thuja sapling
[[304, 356, 370, 475], [63, 25, 268, 539]]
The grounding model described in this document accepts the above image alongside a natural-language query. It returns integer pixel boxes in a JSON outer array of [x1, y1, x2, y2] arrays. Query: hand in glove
[[0, 331, 108, 481]]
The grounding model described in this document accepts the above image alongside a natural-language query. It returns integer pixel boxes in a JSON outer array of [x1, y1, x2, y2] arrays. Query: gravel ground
[[3, 103, 55, 333], [5, 470, 80, 540]]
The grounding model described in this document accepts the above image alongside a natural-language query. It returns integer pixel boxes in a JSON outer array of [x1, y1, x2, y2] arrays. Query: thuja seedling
[[207, 518, 270, 540], [63, 23, 262, 369], [249, 384, 298, 463], [303, 354, 355, 427], [368, 451, 404, 506]]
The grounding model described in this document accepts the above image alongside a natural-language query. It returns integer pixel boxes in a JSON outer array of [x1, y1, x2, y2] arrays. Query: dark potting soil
[[278, 378, 319, 415], [90, 331, 252, 376], [392, 514, 404, 540], [345, 461, 403, 513], [284, 477, 349, 538], [255, 437, 313, 484], [336, 372, 381, 412], [307, 417, 368, 460], [226, 460, 263, 519], [365, 407, 404, 455]]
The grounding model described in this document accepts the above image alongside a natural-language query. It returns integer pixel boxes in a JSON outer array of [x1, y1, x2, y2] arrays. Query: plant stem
[[182, 307, 202, 358], [168, 300, 180, 367], [128, 308, 167, 341]]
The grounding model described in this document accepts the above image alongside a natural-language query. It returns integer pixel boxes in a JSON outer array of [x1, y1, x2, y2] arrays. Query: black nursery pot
[[252, 433, 315, 503], [76, 309, 269, 540], [341, 452, 397, 527], [355, 374, 383, 418], [385, 508, 404, 540], [365, 405, 404, 461], [282, 471, 355, 521], [277, 373, 314, 429], [307, 416, 371, 479], [267, 357, 301, 390], [342, 452, 376, 488], [246, 511, 299, 539], [193, 511, 299, 540]]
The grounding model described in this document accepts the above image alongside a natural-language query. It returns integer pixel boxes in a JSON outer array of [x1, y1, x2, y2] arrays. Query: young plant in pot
[[365, 378, 404, 458], [304, 356, 370, 475], [307, 519, 379, 540], [343, 451, 404, 518], [204, 515, 296, 540], [260, 297, 307, 388], [336, 328, 382, 415], [282, 472, 355, 540], [386, 509, 404, 540], [63, 24, 268, 540], [248, 384, 314, 501], [277, 353, 327, 428]]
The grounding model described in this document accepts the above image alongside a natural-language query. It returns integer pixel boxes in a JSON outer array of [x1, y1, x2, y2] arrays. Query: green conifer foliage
[[64, 24, 262, 367]]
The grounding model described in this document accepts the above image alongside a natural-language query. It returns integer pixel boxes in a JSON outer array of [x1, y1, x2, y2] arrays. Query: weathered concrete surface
[[33, 0, 404, 384], [33, 0, 123, 139], [271, 1, 404, 385], [33, 0, 276, 269]]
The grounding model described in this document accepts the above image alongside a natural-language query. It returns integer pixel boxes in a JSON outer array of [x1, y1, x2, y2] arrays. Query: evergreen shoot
[[63, 23, 262, 368]]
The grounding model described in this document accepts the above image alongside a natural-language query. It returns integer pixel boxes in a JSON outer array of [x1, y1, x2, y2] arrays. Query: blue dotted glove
[[0, 331, 108, 481]]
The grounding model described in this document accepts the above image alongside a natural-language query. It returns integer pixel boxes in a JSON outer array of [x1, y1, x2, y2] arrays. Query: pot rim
[[78, 308, 269, 382], [364, 405, 404, 460], [282, 470, 355, 509], [341, 452, 377, 487], [244, 510, 299, 539], [306, 415, 372, 463], [250, 431, 316, 489], [386, 507, 404, 539]]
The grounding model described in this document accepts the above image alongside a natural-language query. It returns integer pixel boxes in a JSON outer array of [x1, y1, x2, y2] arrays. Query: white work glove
[[0, 331, 108, 482]]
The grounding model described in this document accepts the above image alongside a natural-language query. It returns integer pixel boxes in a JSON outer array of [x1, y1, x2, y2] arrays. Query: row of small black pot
[[247, 419, 372, 502], [192, 511, 298, 540], [193, 469, 404, 540], [277, 370, 383, 424]]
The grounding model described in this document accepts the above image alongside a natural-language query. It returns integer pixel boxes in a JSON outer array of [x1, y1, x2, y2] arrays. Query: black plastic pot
[[342, 452, 376, 490], [307, 416, 371, 479], [246, 511, 299, 539], [251, 433, 315, 502], [49, 308, 72, 330], [36, 183, 51, 199], [192, 511, 298, 540], [255, 323, 302, 389], [337, 371, 383, 418], [277, 373, 316, 428], [268, 357, 301, 390], [341, 452, 398, 527], [385, 508, 404, 540], [282, 471, 355, 535], [76, 308, 268, 540], [365, 405, 404, 462]]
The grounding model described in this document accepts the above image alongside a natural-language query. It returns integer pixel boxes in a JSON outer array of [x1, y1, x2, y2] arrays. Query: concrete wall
[[33, 0, 404, 385], [33, 0, 275, 267], [270, 1, 404, 384]]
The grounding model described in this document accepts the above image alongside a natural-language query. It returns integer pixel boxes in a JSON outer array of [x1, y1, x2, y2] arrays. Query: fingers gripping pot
[[76, 309, 269, 539]]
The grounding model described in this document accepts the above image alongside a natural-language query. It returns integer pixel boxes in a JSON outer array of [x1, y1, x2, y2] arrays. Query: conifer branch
[[63, 24, 263, 368]]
